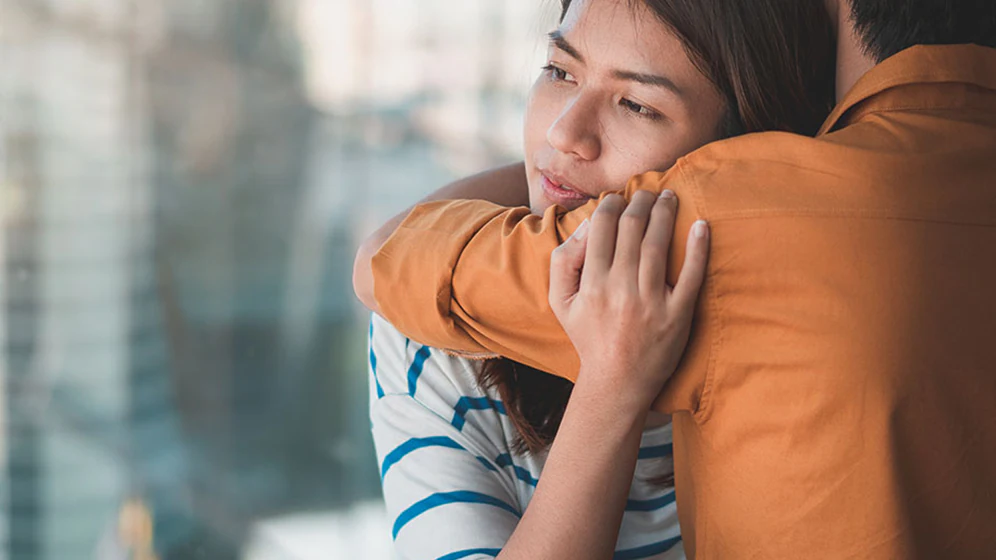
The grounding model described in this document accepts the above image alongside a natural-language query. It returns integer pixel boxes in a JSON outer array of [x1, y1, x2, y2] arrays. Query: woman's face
[[525, 0, 728, 214]]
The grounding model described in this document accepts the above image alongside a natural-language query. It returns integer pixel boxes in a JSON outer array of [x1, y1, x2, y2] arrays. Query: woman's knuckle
[[601, 196, 625, 215], [642, 240, 667, 258], [592, 208, 615, 227], [652, 198, 676, 217], [586, 284, 606, 299], [615, 292, 639, 311], [619, 213, 646, 235], [604, 193, 625, 206]]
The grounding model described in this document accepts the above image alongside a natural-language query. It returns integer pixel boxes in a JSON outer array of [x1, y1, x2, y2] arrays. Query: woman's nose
[[546, 95, 601, 161]]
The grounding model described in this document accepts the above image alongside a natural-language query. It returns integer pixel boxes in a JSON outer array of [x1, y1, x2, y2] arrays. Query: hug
[[354, 0, 996, 558]]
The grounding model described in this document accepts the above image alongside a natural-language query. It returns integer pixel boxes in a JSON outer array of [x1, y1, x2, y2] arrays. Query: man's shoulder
[[688, 130, 823, 165], [662, 131, 863, 220], [678, 130, 841, 186]]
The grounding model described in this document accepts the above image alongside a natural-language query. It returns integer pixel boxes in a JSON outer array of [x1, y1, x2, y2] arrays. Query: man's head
[[848, 0, 996, 62]]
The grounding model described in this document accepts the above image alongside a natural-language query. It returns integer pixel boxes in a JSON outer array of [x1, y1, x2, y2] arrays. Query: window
[[0, 0, 552, 557]]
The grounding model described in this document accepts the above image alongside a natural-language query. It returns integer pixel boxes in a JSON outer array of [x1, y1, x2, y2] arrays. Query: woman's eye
[[620, 98, 662, 121], [542, 64, 575, 84]]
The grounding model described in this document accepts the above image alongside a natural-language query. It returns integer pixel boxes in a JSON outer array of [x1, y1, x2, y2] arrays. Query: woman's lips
[[540, 172, 593, 207]]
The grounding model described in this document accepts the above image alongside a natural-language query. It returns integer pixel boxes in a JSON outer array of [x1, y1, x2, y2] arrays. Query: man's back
[[665, 44, 996, 557], [367, 44, 996, 557]]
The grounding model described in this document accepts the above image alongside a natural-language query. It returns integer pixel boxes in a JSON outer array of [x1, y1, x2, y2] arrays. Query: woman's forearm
[[498, 373, 649, 560], [353, 162, 528, 312]]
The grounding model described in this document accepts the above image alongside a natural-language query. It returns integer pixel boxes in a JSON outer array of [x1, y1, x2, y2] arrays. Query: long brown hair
[[634, 0, 837, 137], [482, 0, 836, 466]]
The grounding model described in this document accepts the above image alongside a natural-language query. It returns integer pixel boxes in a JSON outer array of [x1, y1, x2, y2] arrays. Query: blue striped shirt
[[369, 314, 684, 560]]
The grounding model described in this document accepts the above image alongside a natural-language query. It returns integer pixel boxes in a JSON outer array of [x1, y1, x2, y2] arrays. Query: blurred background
[[0, 0, 557, 558]]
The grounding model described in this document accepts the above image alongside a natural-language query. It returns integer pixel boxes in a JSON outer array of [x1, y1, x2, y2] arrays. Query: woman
[[359, 0, 835, 558]]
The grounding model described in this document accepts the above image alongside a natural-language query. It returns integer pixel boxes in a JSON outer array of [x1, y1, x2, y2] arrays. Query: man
[[355, 0, 996, 556]]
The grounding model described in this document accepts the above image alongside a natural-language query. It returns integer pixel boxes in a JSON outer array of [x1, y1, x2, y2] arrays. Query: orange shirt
[[371, 45, 996, 558]]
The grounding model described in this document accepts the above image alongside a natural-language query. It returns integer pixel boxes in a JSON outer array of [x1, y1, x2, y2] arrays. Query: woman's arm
[[353, 162, 529, 313], [372, 193, 706, 560], [372, 326, 661, 560], [370, 317, 647, 560], [360, 164, 715, 392], [497, 376, 651, 560], [498, 191, 710, 559]]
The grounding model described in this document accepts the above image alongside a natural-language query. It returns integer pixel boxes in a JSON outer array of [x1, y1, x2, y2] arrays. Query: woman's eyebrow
[[548, 30, 584, 62], [548, 30, 684, 98], [612, 70, 684, 97]]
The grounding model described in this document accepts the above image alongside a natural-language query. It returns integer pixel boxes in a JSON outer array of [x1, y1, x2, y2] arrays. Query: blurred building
[[1, 0, 170, 557], [297, 0, 557, 229], [2, 0, 552, 558]]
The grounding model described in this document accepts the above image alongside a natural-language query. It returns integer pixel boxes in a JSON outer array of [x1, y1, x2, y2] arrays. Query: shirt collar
[[818, 44, 996, 136]]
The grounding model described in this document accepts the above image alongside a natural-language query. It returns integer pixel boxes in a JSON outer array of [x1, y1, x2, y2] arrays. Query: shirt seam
[[678, 161, 723, 425], [823, 61, 996, 132], [701, 209, 996, 227], [844, 101, 996, 126]]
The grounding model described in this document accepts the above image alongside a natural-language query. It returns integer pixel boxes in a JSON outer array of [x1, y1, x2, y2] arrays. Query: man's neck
[[828, 0, 878, 102]]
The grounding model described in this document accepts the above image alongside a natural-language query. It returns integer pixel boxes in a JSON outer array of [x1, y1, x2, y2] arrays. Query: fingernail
[[659, 189, 675, 200], [572, 219, 590, 241], [693, 220, 709, 239]]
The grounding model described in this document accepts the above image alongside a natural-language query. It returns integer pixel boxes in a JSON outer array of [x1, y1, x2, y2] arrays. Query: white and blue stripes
[[369, 314, 684, 560], [393, 490, 522, 539], [370, 320, 385, 399]]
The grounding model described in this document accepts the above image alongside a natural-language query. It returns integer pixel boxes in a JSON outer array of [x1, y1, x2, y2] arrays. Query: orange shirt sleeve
[[371, 162, 718, 415]]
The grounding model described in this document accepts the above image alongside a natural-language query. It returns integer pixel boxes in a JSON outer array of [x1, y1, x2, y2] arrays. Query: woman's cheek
[[524, 83, 560, 133], [603, 119, 661, 164]]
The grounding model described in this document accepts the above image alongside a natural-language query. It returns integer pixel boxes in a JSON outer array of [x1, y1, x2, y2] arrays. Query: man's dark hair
[[850, 0, 996, 62]]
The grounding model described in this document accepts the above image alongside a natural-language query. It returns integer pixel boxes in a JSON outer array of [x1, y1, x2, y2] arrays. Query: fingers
[[614, 190, 657, 275], [638, 190, 677, 296], [672, 220, 710, 309], [583, 194, 626, 284], [549, 219, 590, 312]]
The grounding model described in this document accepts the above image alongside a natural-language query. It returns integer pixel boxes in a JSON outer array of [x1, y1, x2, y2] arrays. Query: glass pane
[[1, 0, 555, 558]]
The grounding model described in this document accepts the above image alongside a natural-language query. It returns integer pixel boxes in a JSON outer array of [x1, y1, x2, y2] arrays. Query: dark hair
[[624, 0, 837, 137], [480, 0, 837, 481], [849, 0, 996, 63]]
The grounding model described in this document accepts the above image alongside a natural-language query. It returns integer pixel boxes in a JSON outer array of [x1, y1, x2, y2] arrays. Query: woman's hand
[[548, 189, 710, 406]]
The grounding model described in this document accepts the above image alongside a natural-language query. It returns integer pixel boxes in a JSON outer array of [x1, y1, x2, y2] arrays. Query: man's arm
[[353, 162, 529, 314], [363, 163, 715, 413]]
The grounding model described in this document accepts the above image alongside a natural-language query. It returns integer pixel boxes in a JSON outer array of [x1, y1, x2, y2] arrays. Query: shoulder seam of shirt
[[694, 209, 996, 228]]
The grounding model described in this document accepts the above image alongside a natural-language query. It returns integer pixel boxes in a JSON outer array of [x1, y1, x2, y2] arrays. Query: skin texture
[[524, 0, 727, 214], [829, 0, 877, 100]]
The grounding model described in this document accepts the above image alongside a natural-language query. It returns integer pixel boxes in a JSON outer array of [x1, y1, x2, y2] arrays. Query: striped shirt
[[369, 314, 685, 560]]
